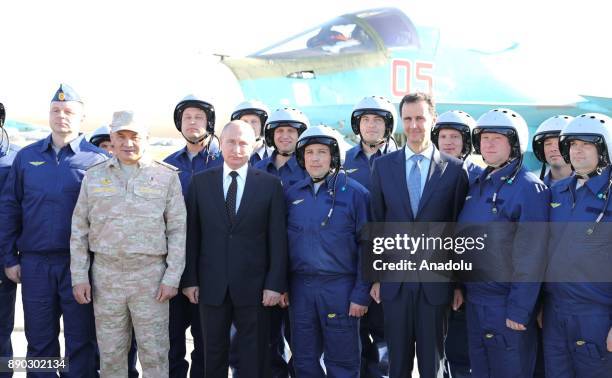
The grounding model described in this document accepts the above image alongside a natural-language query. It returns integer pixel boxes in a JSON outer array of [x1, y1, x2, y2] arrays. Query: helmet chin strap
[[361, 138, 386, 149], [486, 157, 514, 170], [182, 131, 207, 145], [575, 167, 603, 180], [311, 170, 331, 183], [278, 150, 293, 157]]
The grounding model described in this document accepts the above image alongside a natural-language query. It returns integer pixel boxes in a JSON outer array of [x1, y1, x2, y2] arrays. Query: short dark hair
[[399, 92, 436, 118]]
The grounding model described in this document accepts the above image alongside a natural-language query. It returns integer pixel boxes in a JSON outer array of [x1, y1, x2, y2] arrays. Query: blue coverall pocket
[[482, 330, 518, 352], [324, 314, 359, 362], [573, 341, 606, 361]]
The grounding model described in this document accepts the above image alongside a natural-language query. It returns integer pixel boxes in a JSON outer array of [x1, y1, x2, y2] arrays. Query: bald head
[[221, 120, 256, 169]]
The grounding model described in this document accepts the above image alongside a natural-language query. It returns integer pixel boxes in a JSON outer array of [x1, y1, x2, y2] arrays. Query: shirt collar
[[476, 158, 520, 185], [108, 154, 154, 169], [582, 166, 612, 196], [266, 152, 298, 172], [405, 143, 434, 161], [255, 145, 273, 159], [351, 143, 383, 160], [40, 134, 84, 154], [223, 162, 248, 180]]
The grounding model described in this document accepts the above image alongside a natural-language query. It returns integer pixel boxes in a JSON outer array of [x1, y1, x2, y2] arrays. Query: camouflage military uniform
[[71, 156, 186, 378]]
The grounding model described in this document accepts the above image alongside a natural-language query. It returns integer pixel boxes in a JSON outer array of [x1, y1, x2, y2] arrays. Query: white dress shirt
[[223, 162, 249, 213], [405, 143, 434, 194]]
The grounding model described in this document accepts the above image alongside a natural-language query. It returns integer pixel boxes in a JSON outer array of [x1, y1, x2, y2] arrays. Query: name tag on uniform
[[345, 168, 358, 174], [29, 161, 45, 166], [292, 199, 304, 205], [92, 187, 118, 194], [136, 187, 163, 195]]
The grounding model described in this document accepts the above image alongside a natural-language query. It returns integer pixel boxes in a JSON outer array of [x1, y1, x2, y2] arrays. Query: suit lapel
[[392, 148, 415, 220], [212, 168, 231, 227], [419, 148, 448, 213]]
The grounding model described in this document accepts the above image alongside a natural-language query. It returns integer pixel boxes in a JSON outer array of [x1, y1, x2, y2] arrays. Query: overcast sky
[[1, 0, 609, 135]]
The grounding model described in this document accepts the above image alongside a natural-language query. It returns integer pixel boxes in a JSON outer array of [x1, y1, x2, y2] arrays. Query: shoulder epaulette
[[154, 160, 179, 171], [86, 159, 108, 171]]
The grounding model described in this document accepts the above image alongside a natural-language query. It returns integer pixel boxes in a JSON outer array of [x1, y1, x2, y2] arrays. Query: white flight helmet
[[473, 108, 529, 159], [231, 100, 270, 128], [532, 115, 573, 163], [89, 125, 111, 148], [295, 124, 342, 171], [432, 110, 477, 158], [559, 113, 612, 167], [351, 96, 397, 137], [264, 108, 310, 150]]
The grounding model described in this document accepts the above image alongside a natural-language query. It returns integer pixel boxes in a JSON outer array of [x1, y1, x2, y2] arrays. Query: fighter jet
[[221, 7, 612, 166]]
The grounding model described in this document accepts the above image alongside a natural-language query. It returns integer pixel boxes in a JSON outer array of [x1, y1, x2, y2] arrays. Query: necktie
[[408, 154, 423, 216], [226, 171, 238, 223]]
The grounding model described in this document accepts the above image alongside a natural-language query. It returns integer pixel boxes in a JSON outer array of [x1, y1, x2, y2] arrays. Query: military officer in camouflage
[[70, 111, 187, 377]]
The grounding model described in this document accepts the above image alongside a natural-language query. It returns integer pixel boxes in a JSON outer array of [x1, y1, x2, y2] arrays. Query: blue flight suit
[[444, 159, 484, 378], [164, 144, 223, 198], [254, 152, 307, 189], [542, 171, 574, 189], [457, 159, 550, 378], [0, 144, 19, 378], [0, 135, 106, 378], [163, 144, 222, 378], [286, 173, 371, 377], [535, 169, 572, 378], [343, 143, 389, 377], [252, 151, 306, 377], [249, 144, 272, 166], [344, 143, 388, 191], [465, 160, 484, 185], [543, 167, 612, 377]]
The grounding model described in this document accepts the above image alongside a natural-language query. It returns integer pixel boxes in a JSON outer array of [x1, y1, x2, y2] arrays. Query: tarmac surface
[[10, 285, 418, 377]]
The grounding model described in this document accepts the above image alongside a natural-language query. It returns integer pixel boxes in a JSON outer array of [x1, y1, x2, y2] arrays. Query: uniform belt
[[20, 250, 70, 262], [92, 253, 165, 271]]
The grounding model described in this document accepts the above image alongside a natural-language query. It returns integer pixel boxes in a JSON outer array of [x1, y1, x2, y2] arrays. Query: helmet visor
[[297, 136, 336, 150], [267, 121, 306, 130], [559, 133, 603, 145]]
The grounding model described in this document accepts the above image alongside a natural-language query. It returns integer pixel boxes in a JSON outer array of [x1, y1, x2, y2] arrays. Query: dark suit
[[183, 165, 288, 378], [370, 146, 468, 378]]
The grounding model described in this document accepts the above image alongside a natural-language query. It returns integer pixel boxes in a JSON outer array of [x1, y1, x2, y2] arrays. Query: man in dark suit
[[369, 93, 469, 378], [182, 120, 288, 378]]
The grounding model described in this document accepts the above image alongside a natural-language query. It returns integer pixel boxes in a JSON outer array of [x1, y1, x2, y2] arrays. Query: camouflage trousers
[[92, 253, 169, 378]]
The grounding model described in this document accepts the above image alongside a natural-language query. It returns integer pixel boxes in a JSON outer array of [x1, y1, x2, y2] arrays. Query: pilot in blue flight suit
[[0, 84, 107, 377], [344, 95, 398, 378], [431, 110, 483, 378], [164, 95, 223, 197], [284, 125, 371, 377], [543, 113, 612, 377], [532, 115, 574, 188], [457, 108, 550, 378], [254, 107, 309, 189], [0, 103, 20, 378], [253, 107, 309, 378], [344, 95, 398, 190], [164, 94, 222, 378], [529, 114, 575, 378], [230, 100, 274, 166]]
